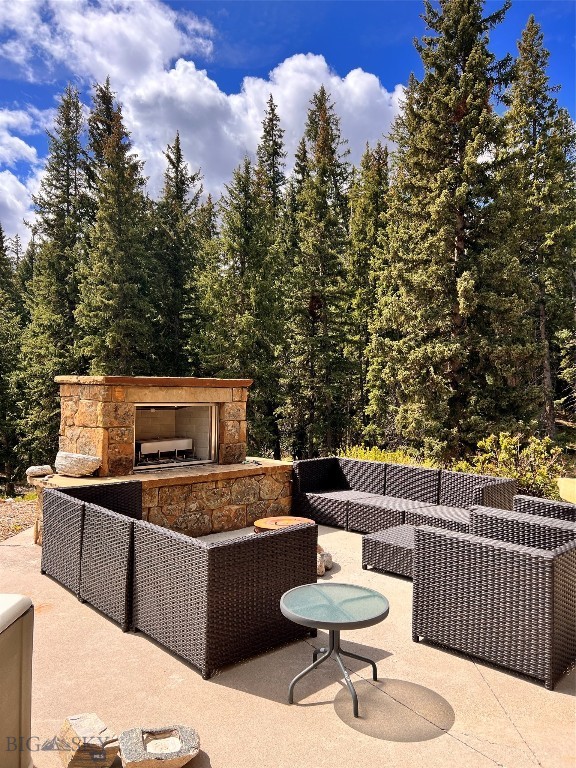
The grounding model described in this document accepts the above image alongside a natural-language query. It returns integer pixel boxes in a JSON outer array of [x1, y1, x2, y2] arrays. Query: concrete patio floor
[[1, 524, 574, 768]]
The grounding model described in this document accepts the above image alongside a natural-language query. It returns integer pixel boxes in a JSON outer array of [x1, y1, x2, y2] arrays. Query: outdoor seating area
[[40, 483, 317, 679], [293, 457, 576, 690], [1, 519, 574, 768]]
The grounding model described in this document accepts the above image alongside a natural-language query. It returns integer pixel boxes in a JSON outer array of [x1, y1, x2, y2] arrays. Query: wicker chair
[[131, 520, 318, 679], [412, 507, 576, 689]]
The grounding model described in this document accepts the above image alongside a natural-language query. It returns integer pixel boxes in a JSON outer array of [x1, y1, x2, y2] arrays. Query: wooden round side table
[[253, 516, 314, 533]]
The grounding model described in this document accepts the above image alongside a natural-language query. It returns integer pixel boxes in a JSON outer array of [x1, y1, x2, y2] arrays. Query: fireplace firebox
[[56, 376, 252, 476], [134, 404, 217, 470]]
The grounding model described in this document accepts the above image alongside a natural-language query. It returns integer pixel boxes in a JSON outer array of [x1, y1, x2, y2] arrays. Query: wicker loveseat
[[41, 483, 317, 678], [293, 457, 517, 533], [412, 503, 576, 689]]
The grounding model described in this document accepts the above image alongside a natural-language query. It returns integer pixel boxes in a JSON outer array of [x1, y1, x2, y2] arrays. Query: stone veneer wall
[[142, 468, 291, 536], [32, 463, 292, 543], [56, 376, 252, 477]]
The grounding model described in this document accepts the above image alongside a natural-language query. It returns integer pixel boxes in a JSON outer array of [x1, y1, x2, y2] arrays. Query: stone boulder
[[118, 725, 200, 768], [55, 451, 101, 477], [56, 713, 118, 767], [25, 465, 53, 478]]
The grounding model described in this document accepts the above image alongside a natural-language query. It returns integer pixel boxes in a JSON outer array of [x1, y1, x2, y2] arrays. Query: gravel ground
[[0, 500, 37, 542]]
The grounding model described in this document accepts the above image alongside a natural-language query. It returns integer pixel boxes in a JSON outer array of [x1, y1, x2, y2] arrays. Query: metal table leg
[[288, 629, 378, 718]]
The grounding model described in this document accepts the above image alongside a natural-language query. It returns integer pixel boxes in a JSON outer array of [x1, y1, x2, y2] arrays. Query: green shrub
[[340, 445, 438, 468], [452, 432, 566, 500]]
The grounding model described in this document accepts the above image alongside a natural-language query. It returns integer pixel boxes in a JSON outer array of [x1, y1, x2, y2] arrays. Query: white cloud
[[0, 170, 34, 241], [0, 0, 403, 239]]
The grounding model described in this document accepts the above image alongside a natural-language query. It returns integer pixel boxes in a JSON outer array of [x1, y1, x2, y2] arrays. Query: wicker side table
[[362, 524, 415, 577]]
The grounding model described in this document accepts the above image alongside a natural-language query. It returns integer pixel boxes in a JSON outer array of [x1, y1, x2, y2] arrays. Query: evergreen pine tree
[[17, 85, 87, 463], [75, 104, 154, 374], [151, 132, 203, 374], [200, 158, 282, 454], [0, 224, 21, 494], [367, 0, 536, 459], [280, 86, 352, 457], [347, 142, 389, 440], [500, 16, 576, 436], [256, 94, 286, 222]]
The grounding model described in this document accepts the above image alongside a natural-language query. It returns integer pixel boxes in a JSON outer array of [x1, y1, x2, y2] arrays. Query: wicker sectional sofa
[[293, 457, 517, 533], [41, 483, 317, 679]]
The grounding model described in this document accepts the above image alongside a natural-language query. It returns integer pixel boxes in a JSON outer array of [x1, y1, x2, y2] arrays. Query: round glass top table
[[280, 583, 389, 718]]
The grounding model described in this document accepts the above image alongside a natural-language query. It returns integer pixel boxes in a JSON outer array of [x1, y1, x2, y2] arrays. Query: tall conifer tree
[[75, 101, 153, 374], [280, 86, 351, 457], [151, 132, 203, 374], [0, 225, 20, 493], [201, 158, 281, 454], [347, 142, 389, 440], [368, 0, 535, 459], [500, 16, 576, 436], [18, 85, 87, 462]]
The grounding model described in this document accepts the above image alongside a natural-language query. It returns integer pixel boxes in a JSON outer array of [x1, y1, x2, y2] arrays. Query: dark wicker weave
[[362, 525, 415, 577], [471, 506, 576, 549], [80, 503, 134, 630], [385, 464, 440, 504], [348, 496, 426, 534], [406, 505, 470, 533], [60, 481, 142, 520], [132, 521, 317, 679], [513, 494, 576, 522], [299, 491, 349, 528], [292, 458, 346, 494], [41, 489, 84, 596], [412, 523, 576, 689], [439, 470, 516, 510], [338, 458, 387, 495]]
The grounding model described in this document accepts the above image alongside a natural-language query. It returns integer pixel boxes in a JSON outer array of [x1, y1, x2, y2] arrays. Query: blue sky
[[0, 0, 574, 243]]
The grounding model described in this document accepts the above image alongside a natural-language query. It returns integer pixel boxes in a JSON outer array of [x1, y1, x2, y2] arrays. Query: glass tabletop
[[280, 583, 389, 630]]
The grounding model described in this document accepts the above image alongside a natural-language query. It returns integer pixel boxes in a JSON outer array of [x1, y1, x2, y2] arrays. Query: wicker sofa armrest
[[293, 458, 347, 494], [470, 506, 576, 550], [41, 488, 85, 596], [202, 523, 317, 674], [132, 520, 210, 672], [60, 481, 143, 520], [513, 494, 576, 522], [80, 502, 134, 630], [413, 525, 576, 688]]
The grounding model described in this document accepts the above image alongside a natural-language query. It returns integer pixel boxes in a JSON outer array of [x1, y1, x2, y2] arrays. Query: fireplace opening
[[134, 404, 217, 471]]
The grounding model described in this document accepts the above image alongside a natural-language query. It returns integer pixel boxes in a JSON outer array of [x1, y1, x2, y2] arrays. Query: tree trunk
[[539, 292, 556, 438]]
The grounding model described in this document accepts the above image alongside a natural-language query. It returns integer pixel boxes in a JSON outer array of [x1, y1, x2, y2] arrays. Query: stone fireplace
[[32, 376, 293, 542], [56, 376, 251, 476]]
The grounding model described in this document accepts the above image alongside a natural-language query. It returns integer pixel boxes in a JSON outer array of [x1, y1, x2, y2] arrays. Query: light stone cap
[[0, 594, 33, 633]]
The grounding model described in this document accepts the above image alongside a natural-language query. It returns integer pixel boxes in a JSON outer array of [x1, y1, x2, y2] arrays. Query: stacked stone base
[[143, 469, 291, 536], [32, 461, 292, 543]]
